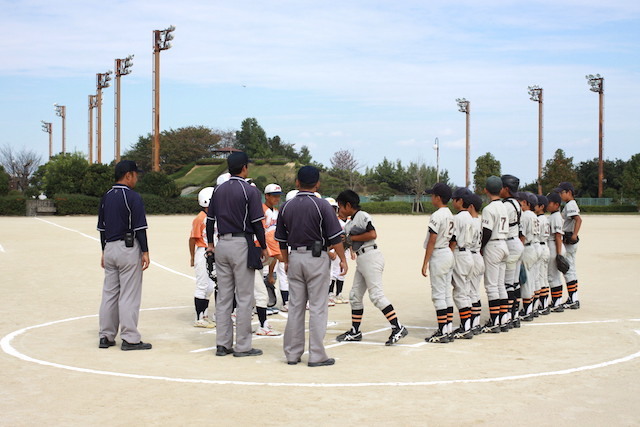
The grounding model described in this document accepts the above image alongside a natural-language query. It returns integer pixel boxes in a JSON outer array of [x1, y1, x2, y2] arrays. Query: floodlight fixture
[[114, 55, 134, 163], [586, 74, 604, 93], [152, 25, 176, 171], [456, 98, 469, 113], [528, 85, 542, 102], [41, 120, 53, 159]]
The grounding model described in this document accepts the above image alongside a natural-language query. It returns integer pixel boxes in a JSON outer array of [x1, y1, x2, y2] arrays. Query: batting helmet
[[286, 190, 299, 201], [325, 197, 338, 207], [501, 174, 520, 193], [198, 187, 214, 208]]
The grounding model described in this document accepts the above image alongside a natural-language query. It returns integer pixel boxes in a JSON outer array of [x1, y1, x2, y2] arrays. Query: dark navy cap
[[485, 176, 503, 194], [227, 152, 250, 171], [554, 182, 575, 193], [426, 182, 452, 201], [297, 166, 320, 186], [547, 192, 562, 204], [452, 187, 472, 199], [115, 160, 143, 180], [463, 193, 483, 212], [537, 194, 549, 208]]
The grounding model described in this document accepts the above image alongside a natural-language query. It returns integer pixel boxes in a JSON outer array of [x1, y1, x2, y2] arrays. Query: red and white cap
[[264, 183, 283, 194]]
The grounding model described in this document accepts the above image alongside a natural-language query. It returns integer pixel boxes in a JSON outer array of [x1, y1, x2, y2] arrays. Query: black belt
[[292, 246, 327, 252], [457, 247, 466, 251], [471, 250, 478, 254], [356, 244, 377, 255], [525, 243, 532, 246], [506, 237, 515, 240], [540, 242, 546, 245], [219, 232, 249, 238]]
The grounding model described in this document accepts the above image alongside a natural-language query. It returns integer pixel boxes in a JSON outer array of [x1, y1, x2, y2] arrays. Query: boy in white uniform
[[546, 192, 566, 312], [555, 182, 582, 309], [480, 176, 510, 334], [500, 175, 523, 330], [518, 192, 541, 321], [534, 195, 551, 315], [465, 193, 485, 334], [421, 183, 455, 343], [326, 197, 349, 305], [450, 187, 475, 339]]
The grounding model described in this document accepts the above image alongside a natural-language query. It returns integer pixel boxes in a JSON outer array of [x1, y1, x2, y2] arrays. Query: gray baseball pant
[[483, 240, 509, 301], [452, 249, 473, 309], [349, 249, 390, 311]]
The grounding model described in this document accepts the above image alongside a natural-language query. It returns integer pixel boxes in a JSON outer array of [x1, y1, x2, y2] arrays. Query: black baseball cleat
[[287, 358, 301, 365], [550, 305, 565, 313], [481, 322, 501, 334], [426, 330, 452, 343], [385, 325, 408, 346], [539, 307, 551, 315], [233, 348, 263, 357], [215, 345, 234, 356], [336, 330, 362, 342], [471, 325, 482, 335], [99, 337, 116, 348], [308, 358, 335, 367], [121, 340, 152, 351], [512, 318, 521, 328], [452, 328, 473, 340], [563, 300, 581, 310]]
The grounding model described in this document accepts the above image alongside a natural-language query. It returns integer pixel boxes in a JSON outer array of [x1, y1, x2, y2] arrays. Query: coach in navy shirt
[[275, 166, 347, 367], [206, 152, 267, 357], [97, 160, 151, 351]]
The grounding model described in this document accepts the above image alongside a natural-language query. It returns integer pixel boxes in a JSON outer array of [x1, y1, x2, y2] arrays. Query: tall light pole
[[53, 104, 66, 154], [88, 95, 98, 163], [41, 121, 53, 159], [152, 25, 175, 172], [586, 74, 605, 198], [96, 71, 112, 164], [114, 55, 134, 163], [456, 98, 471, 187], [433, 137, 440, 183], [528, 85, 544, 195]]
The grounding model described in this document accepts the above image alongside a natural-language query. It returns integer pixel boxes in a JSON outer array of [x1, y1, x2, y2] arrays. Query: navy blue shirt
[[275, 191, 344, 248], [97, 184, 148, 243]]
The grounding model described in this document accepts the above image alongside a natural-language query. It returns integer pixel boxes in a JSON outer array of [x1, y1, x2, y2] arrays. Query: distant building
[[212, 147, 241, 159]]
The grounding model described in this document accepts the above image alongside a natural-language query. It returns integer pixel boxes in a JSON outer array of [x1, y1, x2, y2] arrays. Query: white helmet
[[198, 187, 214, 208], [325, 197, 338, 207], [314, 192, 322, 198], [285, 190, 299, 201], [216, 173, 231, 186]]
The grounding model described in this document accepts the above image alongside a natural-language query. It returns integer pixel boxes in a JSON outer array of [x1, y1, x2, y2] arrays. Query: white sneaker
[[255, 324, 281, 336], [280, 302, 289, 312], [194, 319, 215, 329], [328, 298, 336, 307], [334, 294, 348, 304]]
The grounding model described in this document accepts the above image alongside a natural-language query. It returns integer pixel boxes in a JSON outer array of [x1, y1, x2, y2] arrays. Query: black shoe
[[453, 328, 473, 340], [121, 340, 152, 351], [287, 358, 301, 365], [512, 318, 521, 328], [233, 348, 263, 357], [551, 305, 565, 313], [426, 330, 452, 343], [539, 307, 551, 315], [564, 300, 580, 310], [215, 345, 234, 356], [308, 358, 335, 367], [336, 329, 362, 342], [532, 310, 540, 317], [385, 325, 408, 346], [99, 337, 115, 348], [500, 324, 510, 332], [481, 322, 500, 334], [471, 325, 482, 335]]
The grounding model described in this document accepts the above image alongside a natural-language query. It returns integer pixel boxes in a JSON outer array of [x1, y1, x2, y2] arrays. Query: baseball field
[[1, 213, 638, 426]]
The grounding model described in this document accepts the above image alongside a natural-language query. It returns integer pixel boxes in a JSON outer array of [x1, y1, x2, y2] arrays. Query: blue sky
[[1, 0, 639, 187]]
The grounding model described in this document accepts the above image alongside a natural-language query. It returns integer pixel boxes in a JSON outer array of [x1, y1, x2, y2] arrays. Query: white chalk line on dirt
[[3, 309, 640, 387], [34, 217, 195, 281], [0, 243, 5, 252]]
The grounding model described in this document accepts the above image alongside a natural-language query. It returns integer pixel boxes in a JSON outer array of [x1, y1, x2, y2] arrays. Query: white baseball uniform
[[481, 200, 509, 301], [451, 210, 474, 310], [425, 207, 454, 310], [561, 199, 580, 284]]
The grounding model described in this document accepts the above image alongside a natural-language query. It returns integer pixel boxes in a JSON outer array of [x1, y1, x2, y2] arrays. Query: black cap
[[464, 193, 483, 212], [501, 174, 520, 193], [485, 176, 503, 194], [537, 194, 549, 208], [297, 165, 320, 186], [452, 187, 472, 199], [426, 182, 452, 202], [547, 192, 562, 204], [115, 160, 143, 180], [554, 181, 575, 193], [525, 192, 538, 207], [227, 152, 250, 172]]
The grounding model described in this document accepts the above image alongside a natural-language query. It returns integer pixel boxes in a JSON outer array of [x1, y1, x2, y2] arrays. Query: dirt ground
[[1, 214, 639, 426]]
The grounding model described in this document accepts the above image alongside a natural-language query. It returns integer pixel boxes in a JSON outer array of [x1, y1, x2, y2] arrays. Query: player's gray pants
[[452, 249, 473, 309], [284, 249, 331, 364], [564, 242, 579, 283], [99, 240, 143, 343], [536, 243, 550, 289], [429, 248, 454, 310], [483, 240, 509, 301], [349, 249, 391, 311], [469, 251, 485, 302], [215, 235, 256, 353], [521, 244, 541, 299], [505, 238, 524, 285], [547, 241, 566, 287]]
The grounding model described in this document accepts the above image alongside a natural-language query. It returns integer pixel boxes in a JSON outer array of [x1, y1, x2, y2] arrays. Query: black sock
[[257, 306, 267, 327], [336, 280, 344, 295], [489, 299, 501, 326], [195, 297, 209, 320], [513, 284, 521, 318], [351, 308, 364, 333], [436, 308, 448, 333], [280, 290, 289, 304], [382, 304, 400, 328], [329, 279, 336, 294]]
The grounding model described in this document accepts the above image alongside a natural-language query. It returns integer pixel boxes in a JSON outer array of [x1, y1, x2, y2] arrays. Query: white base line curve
[[34, 217, 195, 281]]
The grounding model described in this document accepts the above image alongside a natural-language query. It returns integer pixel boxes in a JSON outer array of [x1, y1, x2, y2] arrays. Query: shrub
[[195, 158, 226, 165], [580, 205, 637, 213], [81, 163, 114, 197], [141, 194, 200, 214], [361, 201, 413, 214], [54, 194, 101, 215], [0, 195, 27, 215], [253, 159, 267, 166], [269, 159, 289, 165], [137, 172, 180, 198]]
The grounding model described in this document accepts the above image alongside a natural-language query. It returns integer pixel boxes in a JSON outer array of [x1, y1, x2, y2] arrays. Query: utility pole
[[586, 74, 605, 198], [96, 71, 112, 164], [53, 104, 66, 154], [528, 85, 544, 195], [41, 121, 53, 159], [88, 95, 98, 163], [456, 98, 471, 187], [114, 55, 134, 163], [152, 25, 175, 172], [433, 137, 440, 183]]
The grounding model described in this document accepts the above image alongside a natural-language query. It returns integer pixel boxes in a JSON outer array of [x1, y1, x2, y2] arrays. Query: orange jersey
[[190, 211, 208, 248]]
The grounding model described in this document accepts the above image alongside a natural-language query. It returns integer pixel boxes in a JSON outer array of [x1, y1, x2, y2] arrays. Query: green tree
[[576, 158, 625, 198], [137, 171, 180, 198], [473, 153, 501, 194], [40, 152, 89, 196], [236, 118, 270, 158], [268, 135, 298, 160], [81, 163, 115, 197], [621, 153, 640, 201], [123, 126, 224, 174], [371, 182, 394, 202], [0, 165, 9, 196], [540, 149, 578, 195], [298, 146, 312, 164]]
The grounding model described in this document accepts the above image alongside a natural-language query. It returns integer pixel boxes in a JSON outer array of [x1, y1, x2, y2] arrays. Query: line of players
[[189, 173, 581, 345]]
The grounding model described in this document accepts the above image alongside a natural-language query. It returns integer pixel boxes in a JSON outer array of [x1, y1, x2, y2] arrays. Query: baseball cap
[[285, 189, 299, 201], [547, 192, 562, 204], [425, 182, 452, 201], [216, 172, 231, 186], [227, 151, 250, 171], [537, 194, 549, 208], [297, 166, 320, 186], [452, 187, 472, 199], [115, 160, 143, 180], [325, 197, 338, 207], [264, 183, 282, 195], [554, 182, 575, 193], [463, 193, 483, 212], [485, 176, 503, 194], [525, 192, 538, 207]]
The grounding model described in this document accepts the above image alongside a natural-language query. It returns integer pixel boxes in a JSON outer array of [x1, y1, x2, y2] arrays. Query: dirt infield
[[1, 214, 639, 426]]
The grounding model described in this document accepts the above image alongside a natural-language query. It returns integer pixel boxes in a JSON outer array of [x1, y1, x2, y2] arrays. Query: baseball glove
[[205, 251, 217, 282], [555, 254, 570, 274]]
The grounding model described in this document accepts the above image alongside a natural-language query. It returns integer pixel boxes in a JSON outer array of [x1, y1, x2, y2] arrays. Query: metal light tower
[[88, 95, 98, 163], [41, 121, 53, 159], [456, 98, 471, 187], [152, 25, 175, 172], [114, 55, 134, 163], [53, 104, 66, 154], [586, 74, 605, 198], [96, 71, 112, 164], [528, 85, 544, 195], [433, 137, 440, 183]]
